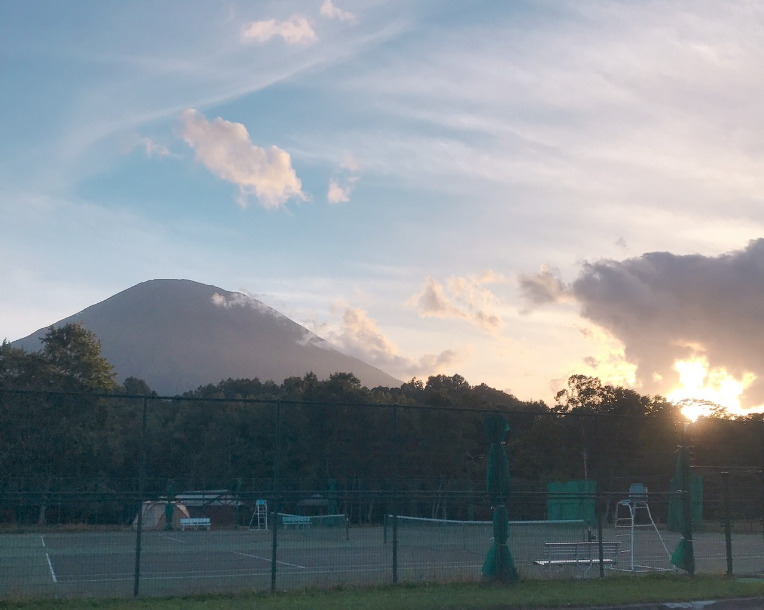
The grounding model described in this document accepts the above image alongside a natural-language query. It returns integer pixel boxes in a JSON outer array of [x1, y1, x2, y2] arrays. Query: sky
[[3, 1, 764, 415]]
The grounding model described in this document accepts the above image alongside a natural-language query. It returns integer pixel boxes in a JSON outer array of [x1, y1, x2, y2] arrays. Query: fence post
[[680, 441, 695, 576], [721, 471, 733, 577], [760, 421, 764, 545], [597, 492, 605, 578], [133, 395, 149, 598], [271, 400, 282, 594], [392, 404, 399, 585]]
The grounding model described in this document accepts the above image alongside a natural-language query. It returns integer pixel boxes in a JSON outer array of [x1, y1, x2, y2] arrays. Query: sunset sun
[[666, 357, 755, 421]]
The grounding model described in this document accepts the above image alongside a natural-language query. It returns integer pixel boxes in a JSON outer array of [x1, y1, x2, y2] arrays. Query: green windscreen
[[547, 480, 596, 525]]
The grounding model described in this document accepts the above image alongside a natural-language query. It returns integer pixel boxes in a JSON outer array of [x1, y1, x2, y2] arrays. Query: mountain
[[11, 279, 401, 394]]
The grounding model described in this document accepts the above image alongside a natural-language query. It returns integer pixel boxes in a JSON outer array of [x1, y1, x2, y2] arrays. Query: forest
[[1, 324, 762, 524]]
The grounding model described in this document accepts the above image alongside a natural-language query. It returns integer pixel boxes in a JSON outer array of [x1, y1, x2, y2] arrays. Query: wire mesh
[[0, 390, 761, 598]]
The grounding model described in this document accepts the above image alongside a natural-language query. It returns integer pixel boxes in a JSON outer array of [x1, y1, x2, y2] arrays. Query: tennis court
[[1, 525, 387, 598], [0, 518, 586, 598], [1, 517, 761, 599]]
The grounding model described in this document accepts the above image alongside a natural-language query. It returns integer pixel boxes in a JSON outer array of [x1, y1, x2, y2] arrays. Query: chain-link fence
[[1, 390, 762, 598]]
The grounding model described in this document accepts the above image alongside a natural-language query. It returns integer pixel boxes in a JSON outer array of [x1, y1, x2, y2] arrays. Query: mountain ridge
[[11, 279, 401, 394]]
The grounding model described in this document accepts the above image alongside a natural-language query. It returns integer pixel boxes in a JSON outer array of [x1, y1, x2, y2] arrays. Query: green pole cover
[[670, 446, 695, 573], [481, 414, 519, 583]]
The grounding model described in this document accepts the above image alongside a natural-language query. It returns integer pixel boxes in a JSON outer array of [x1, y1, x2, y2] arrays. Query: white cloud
[[180, 109, 305, 209], [241, 16, 317, 45], [310, 306, 461, 380], [134, 135, 170, 158], [211, 291, 277, 317], [340, 155, 361, 172], [327, 175, 358, 204], [328, 1, 764, 261], [410, 271, 506, 333], [327, 179, 351, 203], [327, 156, 361, 204], [320, 0, 357, 23]]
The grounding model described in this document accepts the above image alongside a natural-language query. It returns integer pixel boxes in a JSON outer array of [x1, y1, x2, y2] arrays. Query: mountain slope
[[12, 279, 401, 394]]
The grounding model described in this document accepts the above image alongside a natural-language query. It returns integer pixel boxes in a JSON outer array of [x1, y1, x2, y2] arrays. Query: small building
[[174, 490, 243, 526]]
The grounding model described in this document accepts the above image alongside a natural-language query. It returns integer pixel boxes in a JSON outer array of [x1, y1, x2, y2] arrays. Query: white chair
[[614, 483, 670, 571], [248, 499, 268, 530], [615, 483, 651, 528]]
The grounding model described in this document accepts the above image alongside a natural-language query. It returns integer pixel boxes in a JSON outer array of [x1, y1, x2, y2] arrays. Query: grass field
[[0, 575, 763, 610]]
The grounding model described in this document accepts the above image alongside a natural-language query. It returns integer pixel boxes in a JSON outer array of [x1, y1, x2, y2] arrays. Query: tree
[[0, 325, 120, 523], [0, 340, 46, 389], [423, 374, 470, 407], [40, 323, 117, 392], [121, 376, 155, 396]]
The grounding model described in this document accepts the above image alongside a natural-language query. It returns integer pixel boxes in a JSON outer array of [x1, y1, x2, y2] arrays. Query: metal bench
[[180, 517, 211, 531], [534, 541, 619, 574], [281, 515, 311, 528]]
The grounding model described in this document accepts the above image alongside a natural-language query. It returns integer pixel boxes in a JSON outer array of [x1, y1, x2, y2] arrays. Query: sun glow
[[666, 357, 755, 421]]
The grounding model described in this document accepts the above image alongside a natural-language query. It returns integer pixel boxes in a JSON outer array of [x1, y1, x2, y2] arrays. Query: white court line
[[232, 551, 305, 569], [45, 552, 58, 583], [41, 536, 58, 583], [164, 536, 185, 543], [65, 563, 478, 584]]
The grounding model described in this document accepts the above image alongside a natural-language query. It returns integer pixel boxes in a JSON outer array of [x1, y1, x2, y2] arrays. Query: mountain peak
[[12, 279, 400, 394]]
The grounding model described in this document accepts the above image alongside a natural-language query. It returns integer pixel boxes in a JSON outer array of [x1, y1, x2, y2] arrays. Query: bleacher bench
[[534, 541, 619, 573], [180, 517, 211, 531], [281, 515, 311, 528]]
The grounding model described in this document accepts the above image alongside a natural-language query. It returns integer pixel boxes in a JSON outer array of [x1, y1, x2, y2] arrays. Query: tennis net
[[384, 515, 588, 557], [276, 513, 349, 541]]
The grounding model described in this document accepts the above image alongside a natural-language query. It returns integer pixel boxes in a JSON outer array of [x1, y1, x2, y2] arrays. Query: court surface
[[1, 523, 761, 599]]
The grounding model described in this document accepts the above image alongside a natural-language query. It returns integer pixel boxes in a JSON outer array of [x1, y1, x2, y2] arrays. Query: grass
[[1, 574, 763, 610]]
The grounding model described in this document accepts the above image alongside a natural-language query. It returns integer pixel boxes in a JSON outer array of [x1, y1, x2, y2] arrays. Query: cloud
[[567, 239, 764, 409], [331, 1, 764, 263], [340, 156, 361, 172], [327, 179, 351, 203], [320, 0, 357, 23], [411, 271, 505, 333], [310, 306, 461, 380], [327, 156, 361, 204], [241, 16, 317, 45], [180, 109, 305, 209], [518, 265, 573, 311], [133, 135, 170, 158], [327, 175, 359, 204], [211, 291, 277, 316]]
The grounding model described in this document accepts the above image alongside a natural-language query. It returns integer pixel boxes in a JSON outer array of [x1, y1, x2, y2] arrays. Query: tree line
[[1, 324, 761, 507]]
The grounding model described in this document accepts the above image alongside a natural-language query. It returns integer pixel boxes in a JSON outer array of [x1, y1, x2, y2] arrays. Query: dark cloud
[[518, 265, 571, 311], [571, 239, 764, 408], [582, 356, 599, 369]]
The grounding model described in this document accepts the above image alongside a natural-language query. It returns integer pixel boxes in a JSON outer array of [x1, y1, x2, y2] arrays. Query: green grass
[[1, 575, 763, 610]]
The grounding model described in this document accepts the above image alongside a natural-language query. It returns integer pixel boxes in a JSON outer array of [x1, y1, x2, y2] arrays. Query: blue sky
[[3, 1, 764, 412]]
